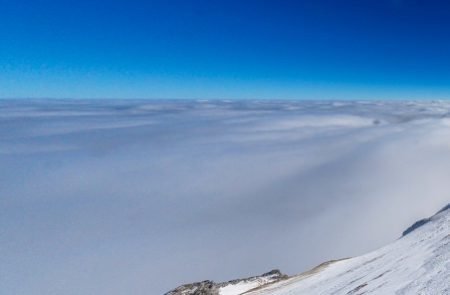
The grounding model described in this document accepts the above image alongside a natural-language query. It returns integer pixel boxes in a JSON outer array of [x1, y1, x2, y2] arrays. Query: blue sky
[[1, 0, 450, 99]]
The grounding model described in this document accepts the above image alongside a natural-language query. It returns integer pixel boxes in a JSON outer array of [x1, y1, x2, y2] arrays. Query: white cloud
[[1, 99, 449, 294]]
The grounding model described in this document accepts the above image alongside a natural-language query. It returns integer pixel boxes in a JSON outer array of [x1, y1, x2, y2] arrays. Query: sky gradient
[[1, 0, 450, 99]]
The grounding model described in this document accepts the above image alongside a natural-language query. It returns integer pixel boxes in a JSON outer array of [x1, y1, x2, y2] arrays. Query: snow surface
[[220, 281, 264, 295], [248, 206, 450, 295], [219, 275, 281, 295]]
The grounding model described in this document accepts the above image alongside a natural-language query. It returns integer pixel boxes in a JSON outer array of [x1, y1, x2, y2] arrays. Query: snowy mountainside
[[248, 203, 450, 295], [165, 204, 449, 295]]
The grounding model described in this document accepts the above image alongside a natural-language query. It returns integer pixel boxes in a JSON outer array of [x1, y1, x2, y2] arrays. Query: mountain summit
[[166, 204, 450, 295]]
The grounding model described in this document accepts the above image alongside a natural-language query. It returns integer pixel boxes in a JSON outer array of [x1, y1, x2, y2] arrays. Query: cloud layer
[[1, 99, 450, 294]]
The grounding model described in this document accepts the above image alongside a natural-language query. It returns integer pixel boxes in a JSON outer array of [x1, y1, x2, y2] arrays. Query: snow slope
[[248, 204, 450, 295], [219, 272, 284, 295]]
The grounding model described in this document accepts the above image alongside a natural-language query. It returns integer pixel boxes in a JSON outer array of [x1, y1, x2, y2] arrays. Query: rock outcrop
[[164, 269, 288, 295]]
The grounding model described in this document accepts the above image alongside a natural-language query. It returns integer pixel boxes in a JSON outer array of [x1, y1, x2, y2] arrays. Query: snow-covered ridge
[[165, 204, 449, 295], [164, 269, 288, 295], [248, 203, 450, 295]]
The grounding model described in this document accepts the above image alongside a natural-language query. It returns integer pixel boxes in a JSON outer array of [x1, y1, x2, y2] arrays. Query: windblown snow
[[246, 204, 450, 295], [219, 276, 277, 295]]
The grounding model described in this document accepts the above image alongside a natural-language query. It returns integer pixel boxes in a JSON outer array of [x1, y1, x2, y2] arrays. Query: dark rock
[[437, 203, 450, 214], [402, 203, 450, 236], [261, 269, 285, 277], [402, 218, 431, 236], [164, 280, 219, 295]]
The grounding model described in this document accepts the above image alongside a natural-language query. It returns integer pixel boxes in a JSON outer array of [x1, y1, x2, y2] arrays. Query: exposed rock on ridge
[[164, 269, 288, 295]]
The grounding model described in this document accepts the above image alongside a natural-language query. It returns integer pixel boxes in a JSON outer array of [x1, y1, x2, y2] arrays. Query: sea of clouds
[[1, 99, 450, 294]]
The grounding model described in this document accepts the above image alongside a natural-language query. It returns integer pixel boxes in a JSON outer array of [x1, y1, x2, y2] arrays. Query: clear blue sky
[[1, 0, 450, 99]]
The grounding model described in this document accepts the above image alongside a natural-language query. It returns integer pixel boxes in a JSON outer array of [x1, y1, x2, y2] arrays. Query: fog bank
[[1, 99, 450, 294]]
